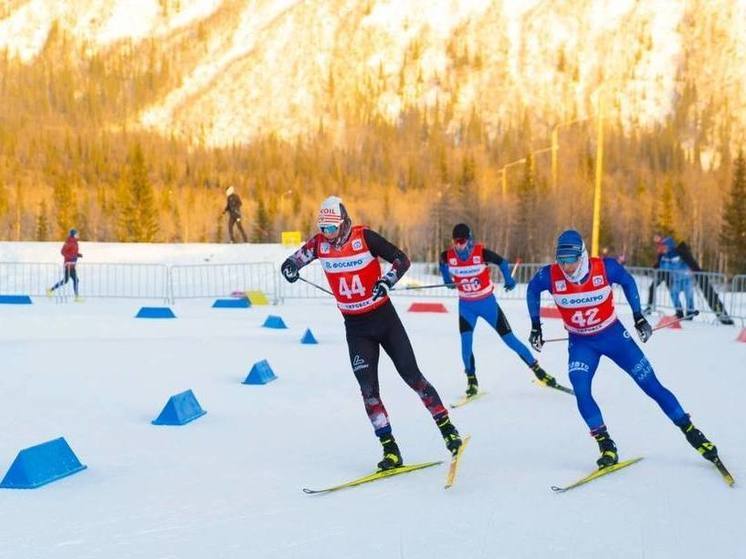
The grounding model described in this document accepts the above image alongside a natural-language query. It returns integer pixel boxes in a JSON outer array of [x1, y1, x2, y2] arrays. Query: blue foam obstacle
[[262, 315, 287, 329], [0, 295, 32, 304], [136, 306, 176, 319], [213, 298, 251, 308], [151, 389, 206, 425], [300, 328, 318, 344], [0, 437, 87, 489], [243, 359, 278, 385]]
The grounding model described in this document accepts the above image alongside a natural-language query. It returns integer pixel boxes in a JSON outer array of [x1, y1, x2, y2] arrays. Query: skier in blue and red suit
[[526, 229, 722, 469], [439, 223, 563, 397]]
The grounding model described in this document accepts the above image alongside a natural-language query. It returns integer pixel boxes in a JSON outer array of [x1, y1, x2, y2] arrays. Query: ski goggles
[[453, 237, 469, 246], [556, 242, 583, 263], [319, 224, 339, 235]]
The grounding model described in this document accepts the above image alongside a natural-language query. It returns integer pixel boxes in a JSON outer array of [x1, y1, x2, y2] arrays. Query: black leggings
[[228, 216, 248, 242], [51, 265, 79, 296], [344, 301, 447, 438]]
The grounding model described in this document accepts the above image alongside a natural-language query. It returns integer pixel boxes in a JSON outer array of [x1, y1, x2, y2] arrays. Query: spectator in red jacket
[[48, 229, 83, 300]]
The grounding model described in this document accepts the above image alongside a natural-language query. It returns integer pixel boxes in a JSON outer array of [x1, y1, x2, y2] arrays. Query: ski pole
[[392, 283, 455, 291], [299, 276, 334, 296], [543, 310, 700, 344]]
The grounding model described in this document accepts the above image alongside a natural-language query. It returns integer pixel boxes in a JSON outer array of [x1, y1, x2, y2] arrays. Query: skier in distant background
[[47, 228, 83, 301], [647, 234, 733, 324], [526, 229, 723, 471], [439, 223, 567, 398], [223, 185, 248, 243], [280, 196, 462, 471], [657, 235, 697, 319]]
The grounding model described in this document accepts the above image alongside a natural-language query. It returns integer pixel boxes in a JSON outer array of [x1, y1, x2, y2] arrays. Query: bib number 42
[[339, 275, 366, 299], [570, 308, 600, 328]]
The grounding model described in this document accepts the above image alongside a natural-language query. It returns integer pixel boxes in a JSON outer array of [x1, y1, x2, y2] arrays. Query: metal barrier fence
[[79, 263, 170, 300], [170, 263, 279, 303], [730, 275, 746, 323], [1, 260, 744, 322], [0, 262, 62, 297]]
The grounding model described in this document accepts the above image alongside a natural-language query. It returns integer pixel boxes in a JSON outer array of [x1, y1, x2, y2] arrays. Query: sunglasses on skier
[[320, 224, 339, 235]]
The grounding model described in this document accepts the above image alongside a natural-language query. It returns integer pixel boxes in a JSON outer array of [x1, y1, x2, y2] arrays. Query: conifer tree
[[119, 142, 159, 242], [53, 177, 74, 238], [35, 200, 49, 241], [513, 154, 537, 260], [253, 197, 271, 242], [721, 151, 746, 274]]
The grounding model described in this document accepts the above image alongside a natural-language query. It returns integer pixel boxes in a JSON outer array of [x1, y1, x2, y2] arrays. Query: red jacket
[[61, 237, 80, 264]]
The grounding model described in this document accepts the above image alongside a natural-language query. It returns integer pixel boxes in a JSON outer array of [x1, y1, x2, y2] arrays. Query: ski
[[712, 457, 735, 487], [450, 392, 489, 409], [534, 379, 575, 395], [551, 456, 643, 493], [302, 460, 442, 495], [444, 435, 471, 489]]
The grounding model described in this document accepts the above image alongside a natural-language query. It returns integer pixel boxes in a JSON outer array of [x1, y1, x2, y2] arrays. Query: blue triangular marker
[[301, 328, 318, 344]]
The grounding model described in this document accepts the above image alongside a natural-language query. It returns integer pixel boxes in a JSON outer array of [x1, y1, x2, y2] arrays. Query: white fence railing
[[170, 263, 279, 303], [1, 260, 744, 322]]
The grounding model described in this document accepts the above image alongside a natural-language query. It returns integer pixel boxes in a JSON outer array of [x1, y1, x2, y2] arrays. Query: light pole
[[499, 146, 553, 197], [591, 87, 606, 257], [551, 117, 591, 191]]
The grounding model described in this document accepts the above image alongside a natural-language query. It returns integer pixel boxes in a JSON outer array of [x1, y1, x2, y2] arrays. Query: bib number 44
[[570, 308, 600, 328], [339, 275, 366, 299]]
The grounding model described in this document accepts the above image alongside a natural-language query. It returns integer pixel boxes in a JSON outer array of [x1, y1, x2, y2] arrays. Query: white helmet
[[317, 196, 346, 227], [226, 185, 235, 196]]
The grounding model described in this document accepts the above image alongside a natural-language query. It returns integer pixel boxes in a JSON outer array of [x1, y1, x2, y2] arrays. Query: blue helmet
[[69, 228, 79, 238], [555, 229, 584, 262]]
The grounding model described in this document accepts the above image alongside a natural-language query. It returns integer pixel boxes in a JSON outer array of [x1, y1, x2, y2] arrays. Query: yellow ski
[[450, 392, 489, 409], [302, 460, 442, 495], [551, 457, 644, 493], [444, 435, 471, 489]]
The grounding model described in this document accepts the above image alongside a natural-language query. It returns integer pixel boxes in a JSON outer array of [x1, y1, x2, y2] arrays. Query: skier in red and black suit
[[281, 196, 462, 471], [47, 228, 83, 301]]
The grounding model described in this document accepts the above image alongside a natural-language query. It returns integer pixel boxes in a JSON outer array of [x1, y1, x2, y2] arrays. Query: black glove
[[446, 283, 456, 289], [281, 259, 299, 283], [529, 322, 544, 352], [371, 278, 391, 301], [633, 312, 652, 343]]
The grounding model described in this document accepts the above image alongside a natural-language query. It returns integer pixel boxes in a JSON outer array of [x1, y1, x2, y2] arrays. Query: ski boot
[[465, 374, 479, 397], [675, 309, 685, 320], [531, 362, 558, 388], [678, 416, 718, 462], [593, 427, 619, 469], [436, 416, 463, 456], [717, 312, 735, 326], [377, 436, 403, 471]]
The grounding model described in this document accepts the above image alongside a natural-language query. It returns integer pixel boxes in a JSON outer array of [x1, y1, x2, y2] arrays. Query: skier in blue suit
[[439, 223, 562, 397], [526, 229, 722, 470], [657, 236, 697, 319]]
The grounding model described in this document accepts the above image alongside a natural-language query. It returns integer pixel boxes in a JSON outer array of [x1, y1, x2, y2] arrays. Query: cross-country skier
[[439, 223, 563, 397], [657, 236, 697, 319], [47, 228, 83, 301], [526, 229, 722, 470], [280, 196, 462, 471]]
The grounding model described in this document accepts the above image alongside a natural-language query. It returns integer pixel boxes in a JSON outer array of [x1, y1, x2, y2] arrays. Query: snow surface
[[1, 245, 745, 558]]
